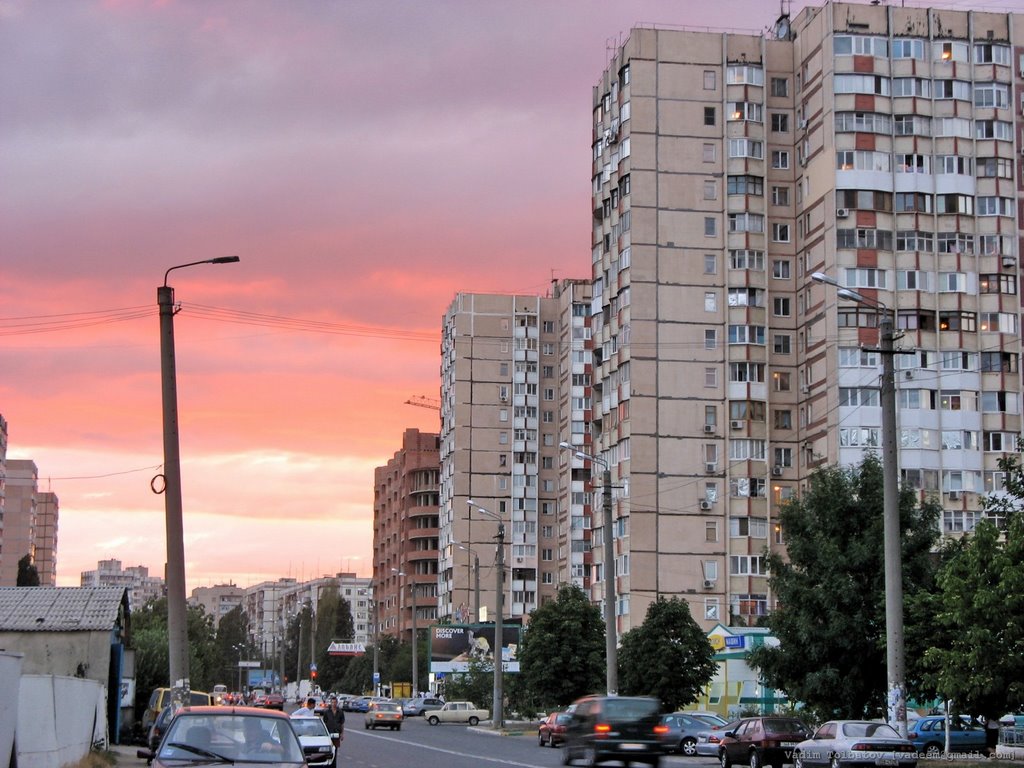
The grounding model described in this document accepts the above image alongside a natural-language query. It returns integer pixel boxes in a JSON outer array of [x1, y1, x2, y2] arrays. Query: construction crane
[[405, 395, 440, 411]]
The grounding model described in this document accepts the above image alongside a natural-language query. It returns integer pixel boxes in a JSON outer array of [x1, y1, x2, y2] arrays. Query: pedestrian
[[985, 716, 1000, 757], [291, 696, 317, 718], [322, 694, 346, 767]]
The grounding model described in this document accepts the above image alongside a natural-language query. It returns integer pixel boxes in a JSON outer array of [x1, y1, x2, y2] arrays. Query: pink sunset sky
[[0, 0, 840, 591]]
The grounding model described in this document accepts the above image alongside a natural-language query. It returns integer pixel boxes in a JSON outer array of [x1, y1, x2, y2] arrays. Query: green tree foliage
[[215, 606, 254, 688], [338, 634, 400, 695], [314, 587, 356, 691], [911, 514, 1024, 719], [517, 583, 605, 709], [16, 554, 40, 586], [617, 597, 717, 710], [441, 656, 494, 710], [747, 455, 940, 721]]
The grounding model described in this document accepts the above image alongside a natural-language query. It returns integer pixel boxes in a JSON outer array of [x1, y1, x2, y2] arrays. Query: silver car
[[697, 719, 742, 757], [659, 712, 728, 755], [794, 720, 917, 768]]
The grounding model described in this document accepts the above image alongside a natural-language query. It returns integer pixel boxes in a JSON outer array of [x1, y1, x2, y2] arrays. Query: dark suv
[[561, 695, 663, 767], [719, 716, 810, 768]]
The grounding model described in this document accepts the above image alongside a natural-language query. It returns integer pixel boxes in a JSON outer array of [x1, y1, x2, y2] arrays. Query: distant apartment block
[[81, 558, 164, 609], [190, 582, 244, 626], [589, 1, 1023, 635], [436, 280, 591, 626], [0, 460, 40, 586], [373, 428, 440, 644]]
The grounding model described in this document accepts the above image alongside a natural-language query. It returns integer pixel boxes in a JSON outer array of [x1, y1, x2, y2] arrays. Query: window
[[772, 260, 791, 279], [933, 117, 969, 138], [891, 38, 924, 60], [892, 77, 930, 98], [975, 120, 1012, 140], [774, 409, 792, 429], [773, 334, 791, 354], [773, 372, 791, 391], [730, 555, 766, 576], [837, 228, 893, 250], [977, 197, 1013, 217], [772, 223, 791, 243], [704, 329, 717, 349], [730, 250, 765, 270], [835, 112, 892, 134], [839, 387, 880, 406], [729, 212, 764, 233], [704, 217, 717, 237], [934, 79, 972, 101], [727, 175, 763, 196], [895, 192, 932, 213], [844, 268, 886, 289], [770, 77, 788, 97], [933, 40, 968, 62], [705, 292, 717, 312], [773, 297, 791, 317], [834, 73, 890, 95], [731, 517, 768, 538], [704, 254, 717, 274], [728, 102, 763, 123], [896, 154, 930, 174], [705, 367, 718, 387], [771, 150, 790, 169], [728, 138, 763, 159], [704, 106, 716, 126], [833, 35, 888, 57], [974, 43, 1010, 65], [704, 180, 717, 200], [704, 70, 716, 90], [726, 65, 764, 86], [977, 158, 1013, 179], [771, 113, 789, 132], [771, 186, 789, 206], [974, 82, 1009, 109], [836, 150, 891, 172]]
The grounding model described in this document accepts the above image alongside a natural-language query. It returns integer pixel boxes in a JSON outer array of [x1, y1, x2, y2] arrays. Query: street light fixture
[[811, 271, 907, 738], [392, 567, 418, 697], [559, 441, 617, 696], [454, 540, 481, 622], [466, 500, 505, 729], [158, 255, 240, 709]]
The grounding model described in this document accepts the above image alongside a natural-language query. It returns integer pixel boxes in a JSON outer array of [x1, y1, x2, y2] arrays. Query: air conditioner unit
[[705, 463, 718, 474], [703, 424, 715, 433], [799, 118, 808, 129], [836, 208, 850, 218], [731, 420, 744, 430], [703, 579, 716, 589], [699, 500, 713, 511], [772, 466, 783, 477], [1002, 256, 1016, 268], [947, 490, 961, 501]]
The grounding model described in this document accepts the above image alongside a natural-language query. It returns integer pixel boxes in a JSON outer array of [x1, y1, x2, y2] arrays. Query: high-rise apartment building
[[0, 459, 39, 586], [81, 558, 164, 608], [590, 1, 1023, 635], [436, 280, 591, 625], [190, 582, 244, 626], [34, 491, 58, 586], [373, 428, 440, 643]]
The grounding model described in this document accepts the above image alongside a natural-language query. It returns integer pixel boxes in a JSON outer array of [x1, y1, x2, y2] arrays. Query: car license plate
[[879, 760, 898, 766], [621, 743, 644, 750]]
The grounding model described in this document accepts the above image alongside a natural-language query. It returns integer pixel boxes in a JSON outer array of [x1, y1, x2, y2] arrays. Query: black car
[[719, 716, 811, 768], [561, 695, 663, 767]]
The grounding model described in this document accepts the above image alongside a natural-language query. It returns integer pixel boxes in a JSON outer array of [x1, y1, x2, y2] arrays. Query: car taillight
[[595, 723, 612, 736], [654, 725, 669, 735], [897, 744, 916, 753], [709, 735, 722, 744]]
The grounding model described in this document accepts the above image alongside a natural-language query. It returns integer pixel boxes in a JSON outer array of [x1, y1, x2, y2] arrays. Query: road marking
[[352, 730, 543, 768]]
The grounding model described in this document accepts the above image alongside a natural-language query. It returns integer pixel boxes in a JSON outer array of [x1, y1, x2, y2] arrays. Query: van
[[142, 687, 213, 730]]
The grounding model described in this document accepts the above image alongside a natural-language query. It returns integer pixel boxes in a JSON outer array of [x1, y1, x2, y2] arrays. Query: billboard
[[429, 623, 521, 673]]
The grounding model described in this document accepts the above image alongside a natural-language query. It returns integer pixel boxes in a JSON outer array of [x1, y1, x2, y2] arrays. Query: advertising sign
[[429, 623, 521, 673]]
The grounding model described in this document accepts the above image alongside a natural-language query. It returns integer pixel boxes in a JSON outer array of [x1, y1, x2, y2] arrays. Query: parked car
[[561, 694, 663, 767], [365, 700, 404, 730], [349, 695, 387, 713], [793, 720, 917, 768], [147, 705, 178, 752], [137, 705, 305, 766], [403, 696, 445, 717], [659, 712, 725, 755], [539, 711, 572, 747], [289, 712, 336, 766], [142, 688, 213, 731], [698, 719, 742, 757], [907, 715, 987, 757], [427, 701, 490, 726], [687, 712, 730, 727], [718, 716, 811, 768]]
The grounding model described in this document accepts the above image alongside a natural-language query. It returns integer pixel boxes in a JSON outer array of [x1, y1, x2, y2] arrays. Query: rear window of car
[[764, 719, 807, 735], [604, 698, 660, 720]]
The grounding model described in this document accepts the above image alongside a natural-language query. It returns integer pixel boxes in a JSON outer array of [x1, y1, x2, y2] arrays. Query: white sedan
[[794, 720, 917, 768]]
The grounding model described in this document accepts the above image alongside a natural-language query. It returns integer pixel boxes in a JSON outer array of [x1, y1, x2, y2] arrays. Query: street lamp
[[559, 442, 617, 696], [158, 255, 240, 708], [453, 540, 481, 622], [466, 500, 505, 729], [811, 271, 907, 738], [392, 568, 418, 697]]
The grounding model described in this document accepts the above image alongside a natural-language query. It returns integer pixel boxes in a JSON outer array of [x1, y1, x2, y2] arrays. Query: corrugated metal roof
[[0, 586, 128, 631]]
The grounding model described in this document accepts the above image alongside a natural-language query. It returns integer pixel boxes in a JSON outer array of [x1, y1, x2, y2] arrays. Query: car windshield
[[290, 718, 329, 737], [160, 713, 305, 764], [842, 723, 901, 738], [764, 719, 807, 735]]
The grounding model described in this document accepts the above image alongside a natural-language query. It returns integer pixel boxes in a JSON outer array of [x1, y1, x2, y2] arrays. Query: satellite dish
[[775, 15, 792, 40]]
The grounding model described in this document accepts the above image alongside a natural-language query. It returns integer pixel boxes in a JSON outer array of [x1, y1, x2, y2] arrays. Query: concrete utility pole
[[158, 256, 239, 709], [467, 500, 505, 729]]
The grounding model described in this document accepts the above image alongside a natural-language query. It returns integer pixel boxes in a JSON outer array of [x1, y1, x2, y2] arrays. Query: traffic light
[[311, 670, 317, 679]]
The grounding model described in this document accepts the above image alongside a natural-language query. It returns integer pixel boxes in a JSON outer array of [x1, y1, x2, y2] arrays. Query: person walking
[[291, 696, 317, 718], [321, 694, 346, 767]]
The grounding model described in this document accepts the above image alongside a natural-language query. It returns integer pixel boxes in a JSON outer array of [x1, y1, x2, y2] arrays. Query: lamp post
[[454, 540, 481, 622], [159, 255, 240, 708], [466, 500, 505, 729], [392, 568, 418, 697], [811, 271, 907, 738], [559, 442, 617, 696]]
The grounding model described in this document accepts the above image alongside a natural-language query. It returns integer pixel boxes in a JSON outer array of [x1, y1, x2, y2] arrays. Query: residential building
[[436, 280, 591, 626], [80, 559, 164, 609], [243, 577, 295, 664], [189, 582, 244, 626], [373, 428, 439, 643], [33, 492, 58, 587], [0, 460, 38, 586], [589, 1, 1023, 635]]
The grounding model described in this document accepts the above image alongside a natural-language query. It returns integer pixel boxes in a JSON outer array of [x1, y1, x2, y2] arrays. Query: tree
[[617, 597, 717, 711], [215, 606, 254, 689], [912, 514, 1024, 719], [16, 554, 40, 586], [441, 656, 494, 710], [747, 455, 941, 721], [517, 583, 605, 710], [313, 587, 356, 691]]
